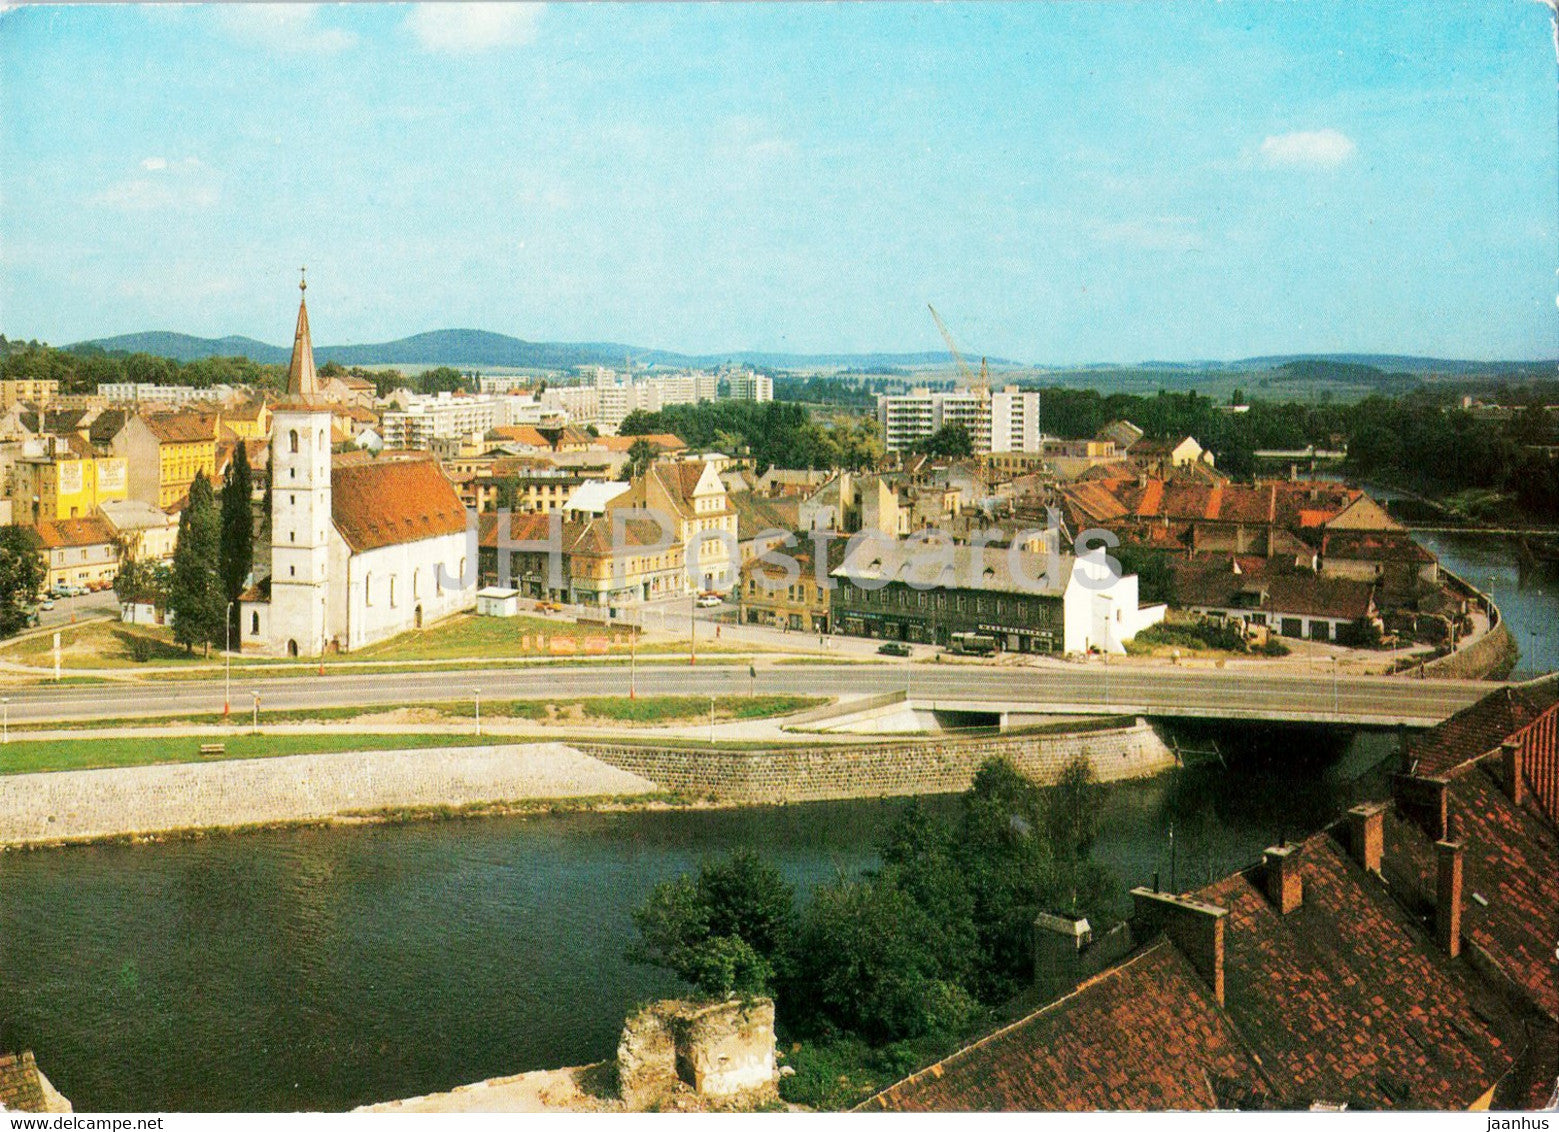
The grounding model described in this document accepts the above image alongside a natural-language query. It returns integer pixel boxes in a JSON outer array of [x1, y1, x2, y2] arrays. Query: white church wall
[[343, 529, 475, 650]]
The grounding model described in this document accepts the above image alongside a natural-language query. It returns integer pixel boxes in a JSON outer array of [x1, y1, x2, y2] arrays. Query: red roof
[[864, 940, 1271, 1112], [330, 458, 468, 553], [34, 516, 116, 549]]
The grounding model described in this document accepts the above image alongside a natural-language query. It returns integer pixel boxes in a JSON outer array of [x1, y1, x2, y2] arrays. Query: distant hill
[[71, 328, 1020, 372]]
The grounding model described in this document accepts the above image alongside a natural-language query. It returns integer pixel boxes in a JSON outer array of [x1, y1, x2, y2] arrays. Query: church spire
[[286, 268, 319, 400]]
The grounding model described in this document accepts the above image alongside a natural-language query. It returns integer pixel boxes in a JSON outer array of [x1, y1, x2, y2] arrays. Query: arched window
[[459, 557, 467, 584], [289, 429, 299, 453], [364, 572, 373, 606], [318, 429, 326, 449], [250, 611, 259, 634], [413, 568, 421, 599], [389, 575, 397, 607]]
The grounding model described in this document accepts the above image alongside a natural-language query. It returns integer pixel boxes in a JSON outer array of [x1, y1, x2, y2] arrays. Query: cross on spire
[[299, 266, 307, 293]]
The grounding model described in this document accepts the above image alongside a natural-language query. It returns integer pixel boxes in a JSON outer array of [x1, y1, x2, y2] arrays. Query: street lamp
[[689, 590, 697, 667], [709, 692, 716, 745], [1328, 655, 1339, 716], [224, 601, 234, 718], [2, 696, 9, 745], [474, 686, 482, 736], [251, 690, 260, 734]]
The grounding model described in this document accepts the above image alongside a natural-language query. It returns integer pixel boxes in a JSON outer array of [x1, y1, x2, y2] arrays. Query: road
[[1, 661, 1498, 729]]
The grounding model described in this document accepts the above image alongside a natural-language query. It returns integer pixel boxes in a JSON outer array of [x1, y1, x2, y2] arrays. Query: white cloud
[[91, 157, 218, 212], [405, 3, 541, 53], [219, 5, 358, 55], [1259, 129, 1357, 169], [1092, 216, 1203, 253]]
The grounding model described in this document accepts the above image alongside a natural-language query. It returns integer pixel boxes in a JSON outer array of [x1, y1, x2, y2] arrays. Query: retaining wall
[[581, 717, 1176, 804]]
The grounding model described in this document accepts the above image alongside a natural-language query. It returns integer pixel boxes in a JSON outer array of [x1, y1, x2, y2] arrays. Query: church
[[241, 279, 475, 656]]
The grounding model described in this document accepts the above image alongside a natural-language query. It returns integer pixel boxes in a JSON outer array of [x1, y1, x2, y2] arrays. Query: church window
[[289, 430, 299, 453], [289, 566, 296, 577], [413, 569, 421, 599], [459, 557, 467, 582], [290, 531, 295, 543], [390, 576, 398, 606], [364, 573, 372, 606], [251, 612, 259, 634], [290, 494, 295, 506]]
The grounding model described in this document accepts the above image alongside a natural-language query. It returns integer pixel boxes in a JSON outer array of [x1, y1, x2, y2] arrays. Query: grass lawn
[[0, 619, 213, 669], [507, 694, 823, 724], [0, 732, 496, 777]]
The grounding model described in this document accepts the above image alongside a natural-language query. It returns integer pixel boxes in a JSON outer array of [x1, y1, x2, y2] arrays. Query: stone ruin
[[617, 997, 777, 1110]]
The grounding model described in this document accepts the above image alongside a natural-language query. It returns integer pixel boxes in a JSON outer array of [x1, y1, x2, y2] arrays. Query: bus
[[947, 632, 999, 656]]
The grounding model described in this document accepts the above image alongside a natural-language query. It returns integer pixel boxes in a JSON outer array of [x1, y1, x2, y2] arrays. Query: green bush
[[1260, 636, 1291, 657]]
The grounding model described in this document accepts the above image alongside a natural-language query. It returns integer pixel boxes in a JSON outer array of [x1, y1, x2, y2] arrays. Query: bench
[[198, 743, 226, 757]]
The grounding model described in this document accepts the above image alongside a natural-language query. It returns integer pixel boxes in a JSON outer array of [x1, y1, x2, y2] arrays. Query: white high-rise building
[[727, 371, 773, 402], [876, 386, 1040, 454]]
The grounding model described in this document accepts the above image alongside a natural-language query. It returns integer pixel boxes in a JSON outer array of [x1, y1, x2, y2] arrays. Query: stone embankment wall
[[1420, 621, 1517, 681], [1419, 567, 1517, 680], [582, 718, 1175, 805], [0, 743, 656, 848]]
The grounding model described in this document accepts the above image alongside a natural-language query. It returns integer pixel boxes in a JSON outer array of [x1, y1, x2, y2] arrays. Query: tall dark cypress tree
[[220, 441, 254, 640], [169, 471, 224, 655]]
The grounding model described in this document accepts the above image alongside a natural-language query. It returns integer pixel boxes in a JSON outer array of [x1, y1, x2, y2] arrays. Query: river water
[[1, 724, 1395, 1112]]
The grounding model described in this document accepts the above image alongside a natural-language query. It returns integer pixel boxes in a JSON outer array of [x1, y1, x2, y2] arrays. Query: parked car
[[39, 599, 55, 611], [696, 594, 722, 608], [877, 641, 912, 657]]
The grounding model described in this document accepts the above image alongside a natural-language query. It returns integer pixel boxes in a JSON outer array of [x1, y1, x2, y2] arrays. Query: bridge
[[3, 662, 1499, 731]]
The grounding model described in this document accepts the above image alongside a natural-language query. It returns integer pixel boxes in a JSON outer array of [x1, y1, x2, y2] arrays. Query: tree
[[626, 438, 658, 480], [168, 472, 225, 655], [629, 850, 796, 998], [113, 556, 170, 608], [0, 525, 44, 638], [220, 442, 255, 639], [912, 422, 972, 459]]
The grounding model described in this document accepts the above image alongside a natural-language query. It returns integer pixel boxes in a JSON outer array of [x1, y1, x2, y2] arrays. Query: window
[[251, 611, 259, 634], [364, 572, 373, 606], [390, 576, 397, 606], [413, 569, 421, 599], [289, 430, 299, 453]]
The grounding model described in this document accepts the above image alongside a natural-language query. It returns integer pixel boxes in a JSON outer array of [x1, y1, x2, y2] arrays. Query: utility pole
[[709, 692, 716, 745], [474, 686, 482, 736], [630, 624, 637, 700], [251, 690, 260, 734]]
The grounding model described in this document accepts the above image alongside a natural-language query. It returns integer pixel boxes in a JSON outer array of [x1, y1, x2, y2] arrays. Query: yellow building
[[219, 400, 272, 441], [10, 450, 129, 524], [0, 378, 58, 408], [113, 412, 219, 509]]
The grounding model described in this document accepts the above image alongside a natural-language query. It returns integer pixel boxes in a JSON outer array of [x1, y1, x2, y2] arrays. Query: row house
[[33, 516, 120, 591], [477, 512, 686, 607], [609, 458, 737, 593]]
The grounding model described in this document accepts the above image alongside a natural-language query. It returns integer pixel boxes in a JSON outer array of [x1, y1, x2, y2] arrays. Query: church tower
[[268, 271, 333, 657]]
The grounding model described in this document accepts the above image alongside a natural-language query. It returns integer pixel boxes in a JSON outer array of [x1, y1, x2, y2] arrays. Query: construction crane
[[927, 304, 989, 395]]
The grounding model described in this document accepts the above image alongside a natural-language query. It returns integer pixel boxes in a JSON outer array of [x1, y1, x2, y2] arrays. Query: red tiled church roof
[[331, 458, 468, 553]]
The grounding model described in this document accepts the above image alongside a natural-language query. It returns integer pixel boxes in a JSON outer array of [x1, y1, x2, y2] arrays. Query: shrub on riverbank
[[627, 755, 1120, 1109]]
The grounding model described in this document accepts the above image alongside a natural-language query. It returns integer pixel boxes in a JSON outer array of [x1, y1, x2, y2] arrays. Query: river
[[1, 723, 1395, 1112]]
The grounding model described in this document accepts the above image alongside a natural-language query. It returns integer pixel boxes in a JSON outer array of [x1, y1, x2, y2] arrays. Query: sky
[[1, 1, 1556, 363]]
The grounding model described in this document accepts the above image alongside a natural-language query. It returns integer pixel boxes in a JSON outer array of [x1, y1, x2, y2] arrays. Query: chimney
[[1130, 889, 1228, 1004], [1033, 911, 1094, 998], [1262, 844, 1303, 914], [1393, 773, 1449, 842], [1347, 803, 1385, 874], [1435, 837, 1465, 958], [1500, 739, 1526, 807]]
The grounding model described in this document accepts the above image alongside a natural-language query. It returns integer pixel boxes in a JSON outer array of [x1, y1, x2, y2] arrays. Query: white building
[[241, 280, 475, 656], [727, 371, 773, 402], [877, 386, 1040, 454], [98, 382, 238, 405]]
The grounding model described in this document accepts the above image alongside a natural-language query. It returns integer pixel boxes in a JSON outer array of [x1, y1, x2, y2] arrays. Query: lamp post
[[3, 696, 9, 745], [474, 686, 482, 736], [709, 692, 716, 745], [689, 590, 697, 667], [1329, 655, 1339, 716], [224, 601, 233, 718], [251, 690, 260, 734], [630, 623, 637, 700]]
